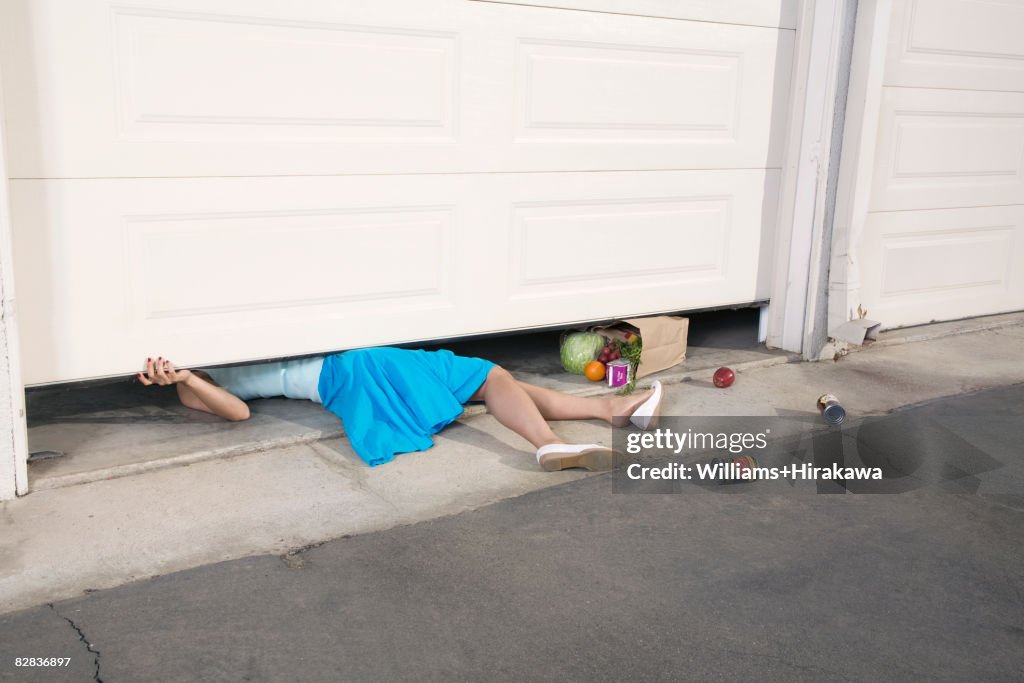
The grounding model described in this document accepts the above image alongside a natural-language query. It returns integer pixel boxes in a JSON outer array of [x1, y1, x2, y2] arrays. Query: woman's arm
[[138, 357, 250, 421]]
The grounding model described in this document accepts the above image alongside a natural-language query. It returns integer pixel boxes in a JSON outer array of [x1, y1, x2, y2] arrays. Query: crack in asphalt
[[280, 539, 332, 569], [49, 603, 103, 682]]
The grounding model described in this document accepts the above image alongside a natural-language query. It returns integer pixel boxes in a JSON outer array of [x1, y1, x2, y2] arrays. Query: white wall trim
[[0, 59, 29, 500], [766, 0, 852, 354], [800, 0, 859, 360], [827, 0, 891, 337]]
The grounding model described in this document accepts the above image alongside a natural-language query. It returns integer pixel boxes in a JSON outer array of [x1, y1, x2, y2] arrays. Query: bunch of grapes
[[597, 341, 620, 365]]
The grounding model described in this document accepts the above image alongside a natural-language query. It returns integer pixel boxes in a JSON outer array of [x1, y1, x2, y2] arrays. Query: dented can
[[817, 393, 847, 427]]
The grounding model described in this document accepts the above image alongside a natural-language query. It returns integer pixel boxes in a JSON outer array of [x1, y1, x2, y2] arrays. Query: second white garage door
[[857, 0, 1024, 328]]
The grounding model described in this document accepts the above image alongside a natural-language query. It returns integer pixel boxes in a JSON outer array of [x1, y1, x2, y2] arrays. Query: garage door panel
[[510, 198, 729, 293], [11, 171, 775, 385], [1, 0, 792, 177], [505, 21, 791, 168], [887, 0, 1024, 92], [860, 206, 1024, 327], [499, 171, 777, 324], [472, 0, 798, 29], [127, 207, 455, 321], [10, 177, 469, 385], [515, 39, 740, 142], [871, 88, 1024, 211], [113, 7, 459, 143]]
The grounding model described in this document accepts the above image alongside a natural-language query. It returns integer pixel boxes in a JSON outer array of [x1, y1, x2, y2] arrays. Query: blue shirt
[[203, 357, 324, 403]]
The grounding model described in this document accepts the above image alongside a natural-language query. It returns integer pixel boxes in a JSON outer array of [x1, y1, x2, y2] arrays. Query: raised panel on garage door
[[871, 88, 1024, 211], [498, 171, 778, 326], [0, 0, 793, 178], [470, 0, 798, 28], [886, 0, 1024, 93], [10, 170, 776, 384], [859, 205, 1024, 327]]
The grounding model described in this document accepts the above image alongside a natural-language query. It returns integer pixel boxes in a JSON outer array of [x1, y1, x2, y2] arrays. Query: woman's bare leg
[[471, 367, 657, 449], [472, 367, 565, 449], [515, 381, 654, 427]]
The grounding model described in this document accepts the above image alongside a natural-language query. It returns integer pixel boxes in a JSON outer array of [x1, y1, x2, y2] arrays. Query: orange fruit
[[584, 361, 606, 382]]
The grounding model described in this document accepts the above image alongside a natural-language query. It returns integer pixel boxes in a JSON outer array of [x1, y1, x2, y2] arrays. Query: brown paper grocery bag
[[590, 315, 688, 378], [623, 316, 688, 378]]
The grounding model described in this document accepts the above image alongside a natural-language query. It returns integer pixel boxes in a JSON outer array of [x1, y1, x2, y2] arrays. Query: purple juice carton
[[606, 359, 631, 388]]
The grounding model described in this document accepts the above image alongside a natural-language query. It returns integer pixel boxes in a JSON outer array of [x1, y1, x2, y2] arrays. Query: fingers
[[142, 357, 158, 385], [150, 357, 164, 384], [139, 357, 159, 386], [165, 360, 178, 383], [154, 356, 169, 383], [141, 356, 175, 385], [140, 357, 195, 385]]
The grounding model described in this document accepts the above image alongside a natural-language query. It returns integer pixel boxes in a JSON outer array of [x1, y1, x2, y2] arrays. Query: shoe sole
[[539, 448, 615, 472]]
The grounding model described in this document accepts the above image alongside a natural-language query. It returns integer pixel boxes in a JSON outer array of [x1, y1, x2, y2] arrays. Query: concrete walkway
[[2, 314, 1023, 618], [1, 381, 1022, 682], [23, 310, 786, 491]]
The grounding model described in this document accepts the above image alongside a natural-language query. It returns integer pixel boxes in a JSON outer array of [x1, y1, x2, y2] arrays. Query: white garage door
[[1, 0, 795, 385], [858, 0, 1024, 328]]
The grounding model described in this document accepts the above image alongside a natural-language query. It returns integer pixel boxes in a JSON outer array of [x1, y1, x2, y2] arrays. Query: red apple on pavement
[[713, 367, 735, 388]]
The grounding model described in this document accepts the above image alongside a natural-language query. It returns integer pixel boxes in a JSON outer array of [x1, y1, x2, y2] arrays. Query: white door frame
[[765, 0, 860, 356], [0, 64, 29, 501], [827, 0, 891, 339]]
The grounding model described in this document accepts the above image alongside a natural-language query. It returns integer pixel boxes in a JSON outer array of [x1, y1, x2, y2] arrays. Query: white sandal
[[629, 380, 663, 431], [536, 443, 614, 472]]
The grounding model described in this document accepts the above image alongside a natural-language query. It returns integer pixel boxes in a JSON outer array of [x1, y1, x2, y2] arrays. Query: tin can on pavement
[[817, 394, 847, 426]]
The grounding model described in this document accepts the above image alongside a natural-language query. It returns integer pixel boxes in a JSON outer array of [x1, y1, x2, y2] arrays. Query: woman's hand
[[137, 357, 193, 386], [137, 356, 250, 421]]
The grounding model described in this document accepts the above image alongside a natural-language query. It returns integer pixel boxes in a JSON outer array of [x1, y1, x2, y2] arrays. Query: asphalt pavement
[[2, 383, 1022, 682]]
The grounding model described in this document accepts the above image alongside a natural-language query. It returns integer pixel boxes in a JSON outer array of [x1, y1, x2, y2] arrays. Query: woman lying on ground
[[137, 347, 663, 472]]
